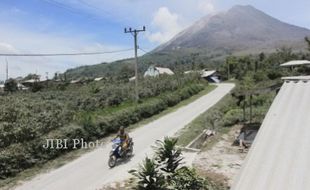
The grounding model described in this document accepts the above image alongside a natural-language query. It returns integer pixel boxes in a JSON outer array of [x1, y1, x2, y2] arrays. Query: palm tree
[[129, 157, 165, 190], [153, 137, 183, 173]]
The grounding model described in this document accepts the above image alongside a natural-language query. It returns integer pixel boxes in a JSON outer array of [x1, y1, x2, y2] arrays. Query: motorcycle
[[108, 137, 134, 168]]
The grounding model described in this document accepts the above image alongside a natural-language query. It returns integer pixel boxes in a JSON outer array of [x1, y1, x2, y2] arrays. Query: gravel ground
[[193, 125, 248, 187]]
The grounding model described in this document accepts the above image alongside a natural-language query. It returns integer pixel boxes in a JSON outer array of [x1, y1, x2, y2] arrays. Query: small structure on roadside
[[201, 69, 221, 83], [234, 123, 260, 148], [144, 66, 174, 77]]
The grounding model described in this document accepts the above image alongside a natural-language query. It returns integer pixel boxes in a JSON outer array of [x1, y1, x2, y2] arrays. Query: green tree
[[206, 109, 223, 130], [4, 79, 18, 92], [23, 73, 40, 81], [305, 37, 310, 51], [225, 56, 238, 79]]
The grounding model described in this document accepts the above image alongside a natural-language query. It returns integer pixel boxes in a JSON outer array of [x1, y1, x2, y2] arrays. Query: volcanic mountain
[[154, 5, 310, 54]]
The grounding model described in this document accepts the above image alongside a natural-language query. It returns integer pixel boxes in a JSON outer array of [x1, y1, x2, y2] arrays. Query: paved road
[[15, 83, 235, 190]]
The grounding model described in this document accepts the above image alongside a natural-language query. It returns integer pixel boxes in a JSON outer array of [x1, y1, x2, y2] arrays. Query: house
[[22, 79, 37, 84], [0, 84, 4, 93], [70, 79, 82, 84], [201, 69, 221, 83], [129, 76, 136, 81], [94, 77, 104, 81], [144, 66, 174, 77], [280, 60, 310, 67], [17, 83, 29, 91]]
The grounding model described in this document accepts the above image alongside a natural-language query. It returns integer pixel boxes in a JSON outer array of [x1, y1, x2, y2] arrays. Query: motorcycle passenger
[[115, 126, 129, 155]]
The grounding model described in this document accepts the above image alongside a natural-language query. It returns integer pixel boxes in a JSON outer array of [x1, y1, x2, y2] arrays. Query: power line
[[0, 48, 133, 57], [138, 47, 149, 53], [5, 57, 8, 80], [43, 0, 83, 16], [77, 0, 111, 17], [42, 0, 101, 21]]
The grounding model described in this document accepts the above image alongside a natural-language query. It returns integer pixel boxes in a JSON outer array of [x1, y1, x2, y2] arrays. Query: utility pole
[[124, 26, 146, 102], [5, 57, 8, 81]]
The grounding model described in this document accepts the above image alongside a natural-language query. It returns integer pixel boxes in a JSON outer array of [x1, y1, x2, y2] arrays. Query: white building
[[144, 66, 174, 77]]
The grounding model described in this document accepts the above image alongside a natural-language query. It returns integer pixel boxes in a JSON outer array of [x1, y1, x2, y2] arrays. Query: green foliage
[[153, 137, 183, 173], [222, 109, 244, 126], [23, 74, 40, 80], [0, 75, 206, 179], [306, 37, 310, 52], [253, 70, 268, 82], [130, 137, 221, 190], [170, 167, 206, 190], [206, 109, 224, 130], [129, 157, 166, 190], [4, 79, 18, 92], [31, 82, 44, 92]]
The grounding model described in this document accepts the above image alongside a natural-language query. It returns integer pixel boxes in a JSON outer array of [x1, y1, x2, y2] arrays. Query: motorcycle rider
[[114, 126, 130, 156]]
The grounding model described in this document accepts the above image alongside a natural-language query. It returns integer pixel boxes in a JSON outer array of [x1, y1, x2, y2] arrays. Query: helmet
[[119, 126, 125, 134]]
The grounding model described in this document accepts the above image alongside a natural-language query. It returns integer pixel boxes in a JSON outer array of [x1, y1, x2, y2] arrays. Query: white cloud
[[147, 7, 183, 44], [198, 0, 216, 14], [0, 43, 18, 53], [0, 24, 132, 81]]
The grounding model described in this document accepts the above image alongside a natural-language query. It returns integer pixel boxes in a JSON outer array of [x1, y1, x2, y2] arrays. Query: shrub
[[4, 79, 18, 92], [129, 157, 166, 190], [130, 137, 218, 190], [170, 167, 205, 190], [222, 109, 244, 126]]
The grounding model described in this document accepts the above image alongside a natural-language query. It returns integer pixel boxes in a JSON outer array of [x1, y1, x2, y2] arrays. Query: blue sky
[[0, 0, 309, 80]]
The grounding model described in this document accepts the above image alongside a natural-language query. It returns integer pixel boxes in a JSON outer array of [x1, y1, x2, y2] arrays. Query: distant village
[[0, 65, 220, 93]]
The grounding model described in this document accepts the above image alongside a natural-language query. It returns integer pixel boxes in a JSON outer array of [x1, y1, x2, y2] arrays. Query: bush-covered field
[[0, 74, 207, 179]]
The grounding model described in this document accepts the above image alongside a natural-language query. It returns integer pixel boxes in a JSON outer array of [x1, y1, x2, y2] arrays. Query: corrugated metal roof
[[280, 60, 310, 67], [282, 75, 310, 81], [155, 67, 174, 75], [201, 70, 216, 78], [94, 77, 103, 81], [231, 80, 310, 190]]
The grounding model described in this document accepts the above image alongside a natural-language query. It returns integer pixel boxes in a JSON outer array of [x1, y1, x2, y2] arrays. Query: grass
[[176, 94, 234, 147], [0, 84, 216, 190]]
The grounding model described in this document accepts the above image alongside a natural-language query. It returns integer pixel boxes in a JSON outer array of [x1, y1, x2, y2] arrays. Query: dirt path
[[193, 125, 247, 187], [14, 83, 234, 190]]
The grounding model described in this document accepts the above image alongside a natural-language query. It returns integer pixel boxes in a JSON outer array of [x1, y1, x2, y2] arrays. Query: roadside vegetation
[[0, 74, 208, 180], [129, 137, 224, 190]]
